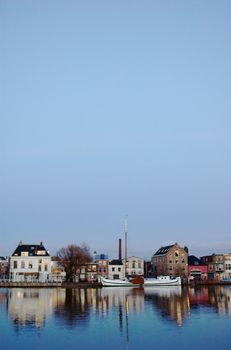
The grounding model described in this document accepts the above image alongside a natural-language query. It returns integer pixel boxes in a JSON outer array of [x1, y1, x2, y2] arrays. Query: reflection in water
[[53, 288, 94, 327], [7, 288, 63, 329], [5, 285, 231, 333], [189, 285, 231, 314], [0, 290, 7, 304], [144, 286, 190, 326], [96, 287, 144, 349], [213, 286, 231, 314]]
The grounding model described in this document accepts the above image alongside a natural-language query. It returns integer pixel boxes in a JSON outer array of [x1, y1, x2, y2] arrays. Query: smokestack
[[118, 238, 122, 260]]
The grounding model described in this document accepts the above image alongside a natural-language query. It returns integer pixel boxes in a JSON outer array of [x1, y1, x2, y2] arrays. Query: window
[[21, 261, 25, 269], [118, 267, 121, 272], [21, 252, 28, 257], [44, 265, 48, 272], [37, 250, 46, 255], [39, 259, 42, 264], [132, 261, 136, 268], [38, 265, 42, 272], [138, 261, 141, 268], [28, 261, 33, 269], [175, 251, 179, 257], [112, 267, 115, 272], [13, 261, 17, 269], [169, 260, 172, 263]]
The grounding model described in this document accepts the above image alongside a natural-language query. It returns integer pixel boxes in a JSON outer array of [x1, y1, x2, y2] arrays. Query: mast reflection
[[5, 285, 231, 333]]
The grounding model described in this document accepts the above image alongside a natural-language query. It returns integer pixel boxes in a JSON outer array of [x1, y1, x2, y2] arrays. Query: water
[[0, 286, 230, 350]]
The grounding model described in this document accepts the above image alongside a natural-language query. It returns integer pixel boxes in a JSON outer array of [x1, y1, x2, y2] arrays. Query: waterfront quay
[[0, 281, 102, 288]]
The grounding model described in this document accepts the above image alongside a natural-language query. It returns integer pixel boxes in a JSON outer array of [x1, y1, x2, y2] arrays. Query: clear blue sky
[[1, 0, 231, 259]]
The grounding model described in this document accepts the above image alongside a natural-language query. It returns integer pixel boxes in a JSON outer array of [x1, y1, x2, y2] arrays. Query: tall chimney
[[118, 238, 122, 260]]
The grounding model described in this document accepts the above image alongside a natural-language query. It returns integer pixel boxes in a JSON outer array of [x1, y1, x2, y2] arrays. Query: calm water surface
[[0, 285, 230, 350]]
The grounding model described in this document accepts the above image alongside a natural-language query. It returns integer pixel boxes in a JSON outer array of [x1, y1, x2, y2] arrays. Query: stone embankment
[[0, 281, 102, 288]]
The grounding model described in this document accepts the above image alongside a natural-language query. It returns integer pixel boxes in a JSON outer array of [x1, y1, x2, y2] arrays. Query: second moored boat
[[100, 275, 181, 287]]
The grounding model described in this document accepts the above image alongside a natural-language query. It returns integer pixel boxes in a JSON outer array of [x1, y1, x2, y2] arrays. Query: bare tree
[[56, 244, 92, 282]]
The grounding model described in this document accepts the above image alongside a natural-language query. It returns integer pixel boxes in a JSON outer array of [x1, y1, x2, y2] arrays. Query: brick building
[[152, 243, 188, 277]]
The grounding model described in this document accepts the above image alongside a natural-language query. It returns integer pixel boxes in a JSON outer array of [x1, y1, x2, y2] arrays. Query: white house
[[10, 241, 51, 282], [124, 256, 144, 277], [108, 259, 125, 280]]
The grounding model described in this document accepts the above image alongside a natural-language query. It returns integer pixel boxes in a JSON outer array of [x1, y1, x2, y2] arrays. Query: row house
[[76, 262, 98, 282], [50, 260, 66, 283], [10, 241, 51, 282], [152, 243, 188, 277], [108, 259, 124, 280], [0, 256, 9, 280], [107, 257, 145, 280], [223, 254, 231, 280], [94, 253, 109, 278], [201, 254, 231, 281], [188, 255, 208, 281], [125, 256, 144, 277]]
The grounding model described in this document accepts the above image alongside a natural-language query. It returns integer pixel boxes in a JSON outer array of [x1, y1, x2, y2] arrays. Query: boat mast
[[124, 216, 128, 278]]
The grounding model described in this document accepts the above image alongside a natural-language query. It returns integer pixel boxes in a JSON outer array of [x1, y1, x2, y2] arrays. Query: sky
[[1, 0, 231, 260]]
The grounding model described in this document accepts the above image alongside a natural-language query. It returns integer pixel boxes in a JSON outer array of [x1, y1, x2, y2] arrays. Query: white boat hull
[[100, 275, 181, 287], [143, 276, 181, 286], [100, 277, 134, 287]]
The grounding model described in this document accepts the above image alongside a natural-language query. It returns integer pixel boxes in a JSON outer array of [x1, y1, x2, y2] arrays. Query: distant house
[[152, 243, 188, 277], [50, 260, 66, 283], [94, 253, 109, 278], [188, 255, 208, 281], [223, 254, 231, 280], [123, 256, 144, 277], [0, 256, 9, 280], [200, 254, 224, 281], [10, 241, 51, 282], [108, 259, 124, 280], [200, 253, 231, 281], [76, 262, 98, 282]]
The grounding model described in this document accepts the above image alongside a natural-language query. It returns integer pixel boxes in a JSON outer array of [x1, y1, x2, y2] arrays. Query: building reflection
[[211, 286, 231, 314], [5, 285, 231, 333], [7, 288, 65, 329], [144, 286, 190, 326], [0, 290, 7, 304], [96, 287, 144, 316], [189, 285, 231, 314], [53, 288, 93, 327], [188, 286, 210, 307]]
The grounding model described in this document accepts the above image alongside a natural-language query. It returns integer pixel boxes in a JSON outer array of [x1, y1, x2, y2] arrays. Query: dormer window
[[37, 250, 46, 256], [21, 252, 29, 257]]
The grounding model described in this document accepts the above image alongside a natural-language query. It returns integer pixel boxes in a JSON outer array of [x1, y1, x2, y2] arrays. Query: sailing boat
[[101, 220, 142, 287]]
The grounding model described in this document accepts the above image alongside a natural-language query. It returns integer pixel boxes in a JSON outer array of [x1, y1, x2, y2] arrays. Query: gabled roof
[[12, 243, 50, 257], [188, 255, 206, 266], [126, 256, 144, 260], [109, 259, 123, 266], [153, 245, 175, 256]]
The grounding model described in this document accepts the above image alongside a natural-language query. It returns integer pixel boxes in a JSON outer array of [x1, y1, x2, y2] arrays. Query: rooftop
[[12, 242, 50, 257], [153, 245, 175, 256]]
